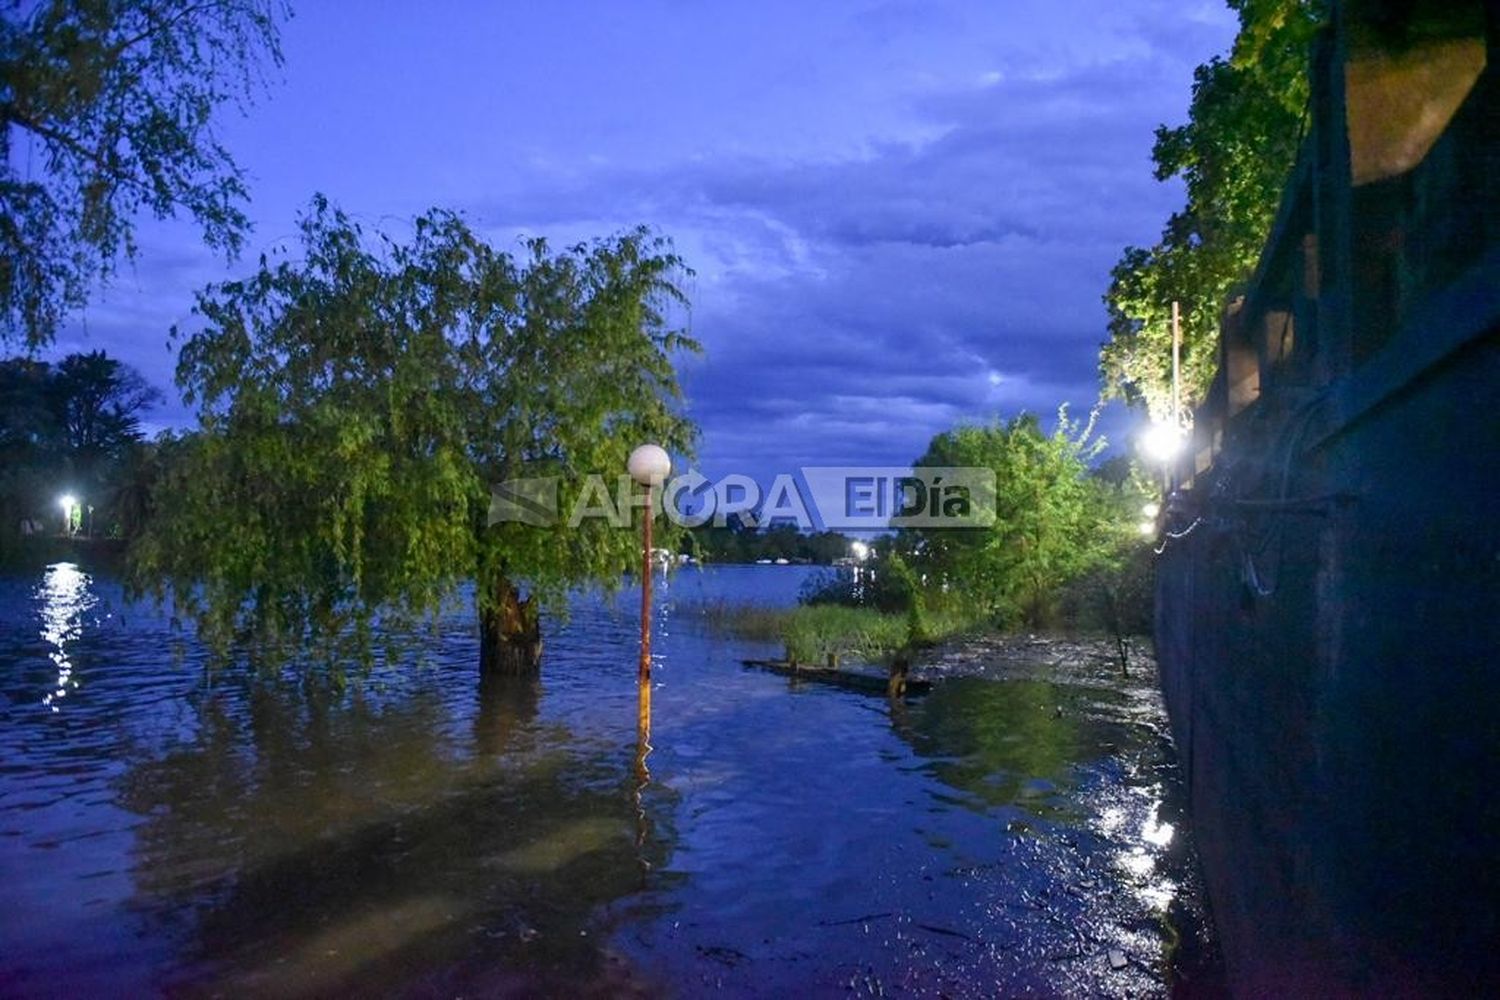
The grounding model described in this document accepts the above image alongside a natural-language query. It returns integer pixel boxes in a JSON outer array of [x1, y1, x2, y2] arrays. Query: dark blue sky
[[50, 1, 1235, 483]]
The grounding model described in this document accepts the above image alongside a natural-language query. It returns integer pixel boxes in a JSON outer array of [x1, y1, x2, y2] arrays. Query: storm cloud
[[47, 0, 1236, 481]]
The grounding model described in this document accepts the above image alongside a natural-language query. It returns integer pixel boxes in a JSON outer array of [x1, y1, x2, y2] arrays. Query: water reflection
[[2, 566, 1208, 996], [901, 678, 1105, 818], [635, 675, 653, 869], [115, 673, 676, 997], [36, 562, 96, 711], [879, 677, 1192, 991], [473, 671, 540, 758]]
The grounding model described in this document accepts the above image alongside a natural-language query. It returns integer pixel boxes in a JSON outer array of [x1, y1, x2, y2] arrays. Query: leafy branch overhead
[[1101, 0, 1322, 418], [1, 0, 286, 346]]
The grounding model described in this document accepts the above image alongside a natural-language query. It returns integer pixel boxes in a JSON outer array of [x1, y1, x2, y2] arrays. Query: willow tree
[[1101, 0, 1324, 416], [1, 0, 286, 347], [129, 197, 698, 675]]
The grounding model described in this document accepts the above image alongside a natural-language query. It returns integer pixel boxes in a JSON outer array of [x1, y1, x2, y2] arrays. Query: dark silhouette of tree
[[52, 348, 160, 467], [0, 349, 160, 544]]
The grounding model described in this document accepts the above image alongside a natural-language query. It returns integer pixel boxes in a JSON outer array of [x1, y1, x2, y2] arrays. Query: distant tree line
[[687, 518, 856, 565], [0, 349, 160, 550]]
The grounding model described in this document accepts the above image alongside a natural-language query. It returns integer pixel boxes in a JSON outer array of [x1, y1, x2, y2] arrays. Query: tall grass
[[677, 598, 983, 666]]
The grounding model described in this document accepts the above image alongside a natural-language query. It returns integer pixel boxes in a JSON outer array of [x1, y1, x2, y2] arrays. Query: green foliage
[[129, 197, 698, 669], [1101, 0, 1324, 417], [1, 0, 286, 346], [1057, 457, 1158, 657], [781, 605, 908, 666], [681, 598, 979, 668], [677, 598, 789, 643], [904, 407, 1114, 628]]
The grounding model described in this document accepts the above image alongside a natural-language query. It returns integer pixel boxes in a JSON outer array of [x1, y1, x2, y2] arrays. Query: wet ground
[[1, 563, 1217, 997]]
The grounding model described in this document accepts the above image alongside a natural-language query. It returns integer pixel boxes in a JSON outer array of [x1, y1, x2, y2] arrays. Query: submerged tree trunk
[[479, 577, 543, 676]]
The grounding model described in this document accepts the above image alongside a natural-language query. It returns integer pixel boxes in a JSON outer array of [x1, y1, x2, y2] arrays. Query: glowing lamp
[[1142, 421, 1183, 463], [627, 444, 672, 486]]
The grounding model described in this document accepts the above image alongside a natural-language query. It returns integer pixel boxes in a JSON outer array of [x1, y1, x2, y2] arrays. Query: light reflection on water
[[0, 563, 1204, 997], [36, 562, 95, 711]]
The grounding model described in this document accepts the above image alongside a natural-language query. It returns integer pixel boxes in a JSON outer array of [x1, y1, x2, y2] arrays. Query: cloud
[[46, 2, 1234, 486]]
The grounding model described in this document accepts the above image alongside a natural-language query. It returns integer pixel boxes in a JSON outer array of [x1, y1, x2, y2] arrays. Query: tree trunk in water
[[480, 578, 542, 676]]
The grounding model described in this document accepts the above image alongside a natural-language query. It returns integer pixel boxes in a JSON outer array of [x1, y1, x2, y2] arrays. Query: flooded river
[[1, 563, 1211, 997]]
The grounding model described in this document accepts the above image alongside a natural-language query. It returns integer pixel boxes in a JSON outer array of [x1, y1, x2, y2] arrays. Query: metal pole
[[1171, 300, 1182, 491], [639, 484, 653, 680], [1171, 300, 1182, 429]]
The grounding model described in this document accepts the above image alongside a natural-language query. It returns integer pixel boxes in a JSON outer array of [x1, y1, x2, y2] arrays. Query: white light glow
[[850, 541, 870, 562], [38, 563, 93, 713], [1141, 422, 1184, 463], [1142, 502, 1160, 519]]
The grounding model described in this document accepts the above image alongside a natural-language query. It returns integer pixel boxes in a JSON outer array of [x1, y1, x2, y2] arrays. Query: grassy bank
[[680, 599, 982, 666]]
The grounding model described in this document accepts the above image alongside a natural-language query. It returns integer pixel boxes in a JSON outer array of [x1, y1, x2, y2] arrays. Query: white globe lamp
[[628, 444, 672, 486]]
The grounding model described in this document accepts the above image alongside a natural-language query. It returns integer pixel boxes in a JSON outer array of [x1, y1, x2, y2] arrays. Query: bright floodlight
[[1142, 501, 1161, 519], [627, 444, 672, 486], [1142, 421, 1184, 463], [59, 494, 76, 511], [850, 540, 870, 562]]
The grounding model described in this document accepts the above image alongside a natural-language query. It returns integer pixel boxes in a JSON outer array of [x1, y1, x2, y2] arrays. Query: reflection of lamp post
[[627, 444, 671, 681]]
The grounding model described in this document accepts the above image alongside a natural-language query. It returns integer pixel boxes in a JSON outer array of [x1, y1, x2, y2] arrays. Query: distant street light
[[627, 444, 671, 681], [850, 540, 870, 562], [58, 494, 77, 536]]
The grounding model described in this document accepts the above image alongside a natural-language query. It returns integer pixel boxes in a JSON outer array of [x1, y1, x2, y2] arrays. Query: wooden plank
[[740, 659, 932, 696]]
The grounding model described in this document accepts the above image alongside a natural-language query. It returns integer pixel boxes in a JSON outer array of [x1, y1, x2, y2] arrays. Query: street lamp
[[850, 540, 870, 562], [628, 444, 671, 681], [1142, 421, 1183, 464], [58, 494, 77, 536]]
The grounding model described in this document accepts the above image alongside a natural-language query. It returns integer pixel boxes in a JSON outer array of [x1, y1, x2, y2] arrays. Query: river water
[[0, 562, 1209, 997]]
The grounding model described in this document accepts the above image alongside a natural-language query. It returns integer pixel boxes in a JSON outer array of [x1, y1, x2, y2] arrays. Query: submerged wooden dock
[[741, 659, 932, 696]]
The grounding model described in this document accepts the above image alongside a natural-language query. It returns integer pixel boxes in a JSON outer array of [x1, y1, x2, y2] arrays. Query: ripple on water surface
[[0, 563, 1203, 997]]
